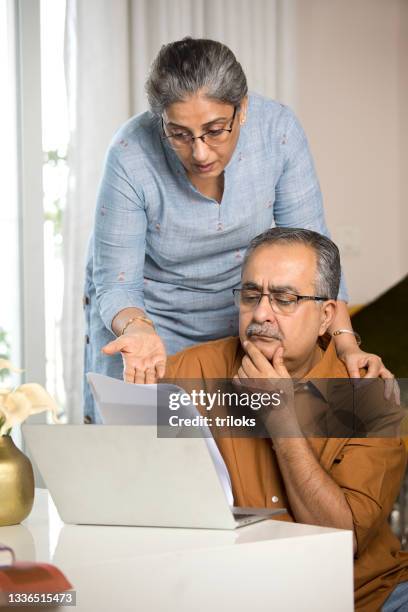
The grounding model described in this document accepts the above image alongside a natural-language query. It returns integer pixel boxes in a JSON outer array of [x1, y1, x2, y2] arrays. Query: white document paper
[[86, 372, 234, 506]]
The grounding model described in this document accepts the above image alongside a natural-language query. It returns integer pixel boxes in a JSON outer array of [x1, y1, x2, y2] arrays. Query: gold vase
[[0, 435, 34, 526]]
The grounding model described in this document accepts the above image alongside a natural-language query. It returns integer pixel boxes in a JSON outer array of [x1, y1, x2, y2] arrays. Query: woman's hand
[[102, 326, 167, 384], [329, 303, 399, 403], [338, 347, 399, 403]]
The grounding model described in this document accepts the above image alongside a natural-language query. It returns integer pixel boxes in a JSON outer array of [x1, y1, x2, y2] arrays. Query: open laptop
[[86, 372, 235, 507], [23, 424, 284, 529]]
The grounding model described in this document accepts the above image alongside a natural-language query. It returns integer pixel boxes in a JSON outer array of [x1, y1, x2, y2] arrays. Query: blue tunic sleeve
[[273, 106, 348, 302], [93, 145, 147, 332]]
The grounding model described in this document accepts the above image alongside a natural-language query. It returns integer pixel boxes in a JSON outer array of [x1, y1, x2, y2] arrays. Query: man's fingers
[[243, 340, 287, 380], [232, 374, 242, 386], [272, 347, 288, 378], [243, 340, 269, 369], [241, 355, 264, 380], [237, 366, 248, 379], [241, 354, 258, 378]]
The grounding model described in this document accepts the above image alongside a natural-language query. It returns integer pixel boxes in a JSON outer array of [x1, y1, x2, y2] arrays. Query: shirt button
[[271, 496, 279, 503]]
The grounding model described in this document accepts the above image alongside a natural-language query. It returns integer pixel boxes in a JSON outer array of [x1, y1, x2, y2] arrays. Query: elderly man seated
[[165, 227, 408, 612]]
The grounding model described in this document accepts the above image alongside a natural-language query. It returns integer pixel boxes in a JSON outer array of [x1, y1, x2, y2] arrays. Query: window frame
[[14, 0, 46, 389]]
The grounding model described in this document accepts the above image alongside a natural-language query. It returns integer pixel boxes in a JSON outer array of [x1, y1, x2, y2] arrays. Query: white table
[[0, 489, 354, 611]]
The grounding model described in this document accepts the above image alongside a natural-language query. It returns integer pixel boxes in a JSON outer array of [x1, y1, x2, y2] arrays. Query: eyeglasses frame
[[161, 106, 238, 148], [232, 288, 329, 314]]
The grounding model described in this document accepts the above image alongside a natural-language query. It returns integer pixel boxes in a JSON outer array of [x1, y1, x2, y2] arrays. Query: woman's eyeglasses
[[161, 107, 237, 149]]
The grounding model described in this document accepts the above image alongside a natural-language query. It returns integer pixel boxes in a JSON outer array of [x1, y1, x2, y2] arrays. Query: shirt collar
[[300, 339, 349, 402]]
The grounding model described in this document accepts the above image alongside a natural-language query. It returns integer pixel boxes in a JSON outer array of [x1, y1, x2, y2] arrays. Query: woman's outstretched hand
[[102, 326, 167, 384]]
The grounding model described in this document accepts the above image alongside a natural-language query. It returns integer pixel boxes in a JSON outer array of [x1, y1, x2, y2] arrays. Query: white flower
[[0, 369, 59, 435]]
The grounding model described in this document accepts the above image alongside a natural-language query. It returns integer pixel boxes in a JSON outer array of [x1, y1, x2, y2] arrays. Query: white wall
[[288, 0, 407, 304]]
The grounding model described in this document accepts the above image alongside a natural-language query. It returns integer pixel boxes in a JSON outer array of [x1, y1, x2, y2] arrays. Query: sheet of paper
[[86, 373, 233, 506]]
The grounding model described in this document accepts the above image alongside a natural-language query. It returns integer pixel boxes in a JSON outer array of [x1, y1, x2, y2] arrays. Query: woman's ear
[[318, 300, 337, 336], [239, 96, 248, 124]]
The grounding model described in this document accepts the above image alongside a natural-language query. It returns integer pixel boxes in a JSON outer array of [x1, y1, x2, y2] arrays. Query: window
[[0, 0, 22, 384], [0, 0, 68, 441], [41, 0, 68, 413]]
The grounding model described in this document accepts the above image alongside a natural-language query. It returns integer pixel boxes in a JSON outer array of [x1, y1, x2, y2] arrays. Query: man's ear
[[318, 300, 337, 336]]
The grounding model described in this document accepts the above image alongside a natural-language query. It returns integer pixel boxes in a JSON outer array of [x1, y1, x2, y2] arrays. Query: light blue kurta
[[84, 92, 348, 421]]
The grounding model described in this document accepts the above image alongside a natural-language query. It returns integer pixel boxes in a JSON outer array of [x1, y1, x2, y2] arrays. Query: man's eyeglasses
[[232, 288, 329, 315], [161, 107, 237, 149]]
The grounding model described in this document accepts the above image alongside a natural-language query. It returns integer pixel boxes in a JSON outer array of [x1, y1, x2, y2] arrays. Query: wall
[[289, 0, 407, 304]]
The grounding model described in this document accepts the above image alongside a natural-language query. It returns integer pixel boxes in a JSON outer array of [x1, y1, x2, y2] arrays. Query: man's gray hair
[[146, 37, 248, 116], [243, 228, 341, 300]]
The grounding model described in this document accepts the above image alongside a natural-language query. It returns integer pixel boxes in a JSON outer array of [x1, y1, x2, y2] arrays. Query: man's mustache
[[246, 322, 283, 341]]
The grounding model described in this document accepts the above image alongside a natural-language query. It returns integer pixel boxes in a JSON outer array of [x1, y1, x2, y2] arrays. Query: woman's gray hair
[[242, 228, 341, 300], [146, 37, 248, 116]]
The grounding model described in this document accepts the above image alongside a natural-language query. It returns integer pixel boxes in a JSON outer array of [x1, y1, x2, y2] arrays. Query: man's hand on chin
[[235, 339, 291, 382], [233, 340, 300, 437]]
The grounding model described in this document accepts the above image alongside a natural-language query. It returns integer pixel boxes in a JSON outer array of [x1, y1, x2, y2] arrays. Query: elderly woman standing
[[84, 37, 390, 422]]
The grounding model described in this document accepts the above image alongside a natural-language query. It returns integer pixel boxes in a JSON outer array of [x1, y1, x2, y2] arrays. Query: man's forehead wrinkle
[[269, 283, 299, 293], [242, 280, 262, 290], [241, 279, 299, 293]]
